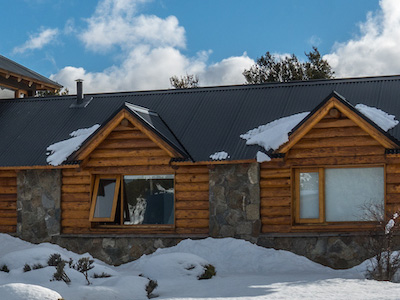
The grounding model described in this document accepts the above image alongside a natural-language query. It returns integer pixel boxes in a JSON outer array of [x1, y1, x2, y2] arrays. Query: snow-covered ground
[[0, 234, 399, 299]]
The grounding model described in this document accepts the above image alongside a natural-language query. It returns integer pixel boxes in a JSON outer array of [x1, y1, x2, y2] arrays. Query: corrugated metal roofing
[[1, 75, 400, 167], [0, 55, 62, 87]]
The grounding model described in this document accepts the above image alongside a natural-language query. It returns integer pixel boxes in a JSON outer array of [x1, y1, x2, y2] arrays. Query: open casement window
[[90, 174, 175, 226], [294, 166, 384, 224], [89, 176, 120, 222]]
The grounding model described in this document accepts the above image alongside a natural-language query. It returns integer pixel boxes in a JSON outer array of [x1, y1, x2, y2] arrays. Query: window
[[90, 174, 174, 225], [294, 166, 384, 224]]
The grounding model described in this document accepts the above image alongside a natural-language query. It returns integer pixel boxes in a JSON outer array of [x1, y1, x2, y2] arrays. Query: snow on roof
[[355, 104, 399, 132], [209, 151, 230, 160], [256, 151, 271, 163], [240, 112, 309, 155], [46, 124, 100, 166], [241, 103, 399, 162]]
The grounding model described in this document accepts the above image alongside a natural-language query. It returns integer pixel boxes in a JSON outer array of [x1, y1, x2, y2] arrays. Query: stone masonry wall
[[17, 170, 61, 243], [51, 235, 185, 265], [257, 233, 396, 269], [209, 163, 261, 242]]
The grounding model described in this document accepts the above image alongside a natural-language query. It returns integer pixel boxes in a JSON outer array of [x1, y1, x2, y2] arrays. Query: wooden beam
[[0, 68, 61, 90]]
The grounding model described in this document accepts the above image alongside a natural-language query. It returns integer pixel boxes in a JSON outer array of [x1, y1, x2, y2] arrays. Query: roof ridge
[[77, 74, 400, 98]]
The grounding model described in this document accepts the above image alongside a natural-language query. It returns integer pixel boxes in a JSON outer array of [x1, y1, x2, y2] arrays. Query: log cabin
[[1, 74, 400, 268]]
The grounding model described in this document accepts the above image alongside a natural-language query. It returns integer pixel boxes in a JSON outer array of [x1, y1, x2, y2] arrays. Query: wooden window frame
[[294, 168, 324, 224], [90, 173, 175, 227], [293, 164, 385, 225], [89, 175, 121, 222]]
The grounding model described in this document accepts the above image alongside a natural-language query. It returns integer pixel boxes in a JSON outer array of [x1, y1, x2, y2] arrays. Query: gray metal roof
[[0, 55, 62, 88], [1, 75, 400, 167]]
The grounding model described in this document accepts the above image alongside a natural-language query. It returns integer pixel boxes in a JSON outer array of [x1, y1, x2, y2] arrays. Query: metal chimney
[[76, 79, 83, 104]]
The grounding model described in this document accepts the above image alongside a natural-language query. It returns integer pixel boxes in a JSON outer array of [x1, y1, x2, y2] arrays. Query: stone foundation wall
[[17, 170, 61, 243], [51, 235, 189, 265], [209, 163, 261, 242], [257, 233, 391, 269], [48, 233, 383, 268]]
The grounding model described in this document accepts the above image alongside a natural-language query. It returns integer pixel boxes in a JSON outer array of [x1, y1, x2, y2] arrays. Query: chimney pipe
[[76, 79, 83, 104]]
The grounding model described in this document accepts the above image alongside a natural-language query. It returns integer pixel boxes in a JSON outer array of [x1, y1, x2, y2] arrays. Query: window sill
[[92, 224, 175, 230], [291, 222, 381, 232]]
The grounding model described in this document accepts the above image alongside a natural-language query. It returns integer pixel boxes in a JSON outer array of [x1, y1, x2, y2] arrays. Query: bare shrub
[[51, 261, 71, 284], [92, 272, 111, 278], [32, 263, 44, 270], [74, 257, 94, 285], [364, 203, 400, 282], [48, 253, 63, 267], [145, 279, 158, 299]]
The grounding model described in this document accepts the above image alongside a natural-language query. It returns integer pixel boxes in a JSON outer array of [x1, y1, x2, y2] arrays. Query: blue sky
[[1, 0, 397, 93]]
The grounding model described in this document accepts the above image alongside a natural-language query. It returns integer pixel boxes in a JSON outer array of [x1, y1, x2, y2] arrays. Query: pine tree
[[170, 74, 199, 89], [243, 47, 334, 84]]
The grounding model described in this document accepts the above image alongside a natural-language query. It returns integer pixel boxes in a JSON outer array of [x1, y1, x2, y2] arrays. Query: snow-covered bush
[[140, 252, 216, 281], [0, 264, 9, 273], [23, 264, 31, 272], [198, 264, 216, 280]]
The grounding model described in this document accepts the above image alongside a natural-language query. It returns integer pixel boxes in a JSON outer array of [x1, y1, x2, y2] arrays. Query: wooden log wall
[[260, 167, 291, 233], [0, 170, 17, 233], [61, 169, 91, 234], [260, 114, 388, 233], [175, 166, 209, 234], [61, 121, 209, 234], [385, 158, 400, 215]]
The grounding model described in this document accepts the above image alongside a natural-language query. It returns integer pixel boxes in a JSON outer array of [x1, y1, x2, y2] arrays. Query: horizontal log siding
[[385, 159, 400, 215], [61, 169, 91, 234], [175, 166, 209, 234], [260, 115, 388, 233], [260, 166, 291, 233], [286, 117, 385, 165], [61, 122, 209, 235], [0, 170, 17, 233]]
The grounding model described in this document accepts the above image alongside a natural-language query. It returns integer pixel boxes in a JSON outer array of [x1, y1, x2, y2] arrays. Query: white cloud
[[64, 18, 76, 35], [51, 0, 254, 93], [200, 54, 256, 86], [51, 47, 254, 93], [308, 35, 322, 47], [13, 28, 58, 54], [324, 0, 400, 77], [80, 0, 185, 52]]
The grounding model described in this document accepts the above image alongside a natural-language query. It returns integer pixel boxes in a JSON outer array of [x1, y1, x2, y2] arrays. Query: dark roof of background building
[[0, 55, 62, 88], [1, 75, 400, 167]]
